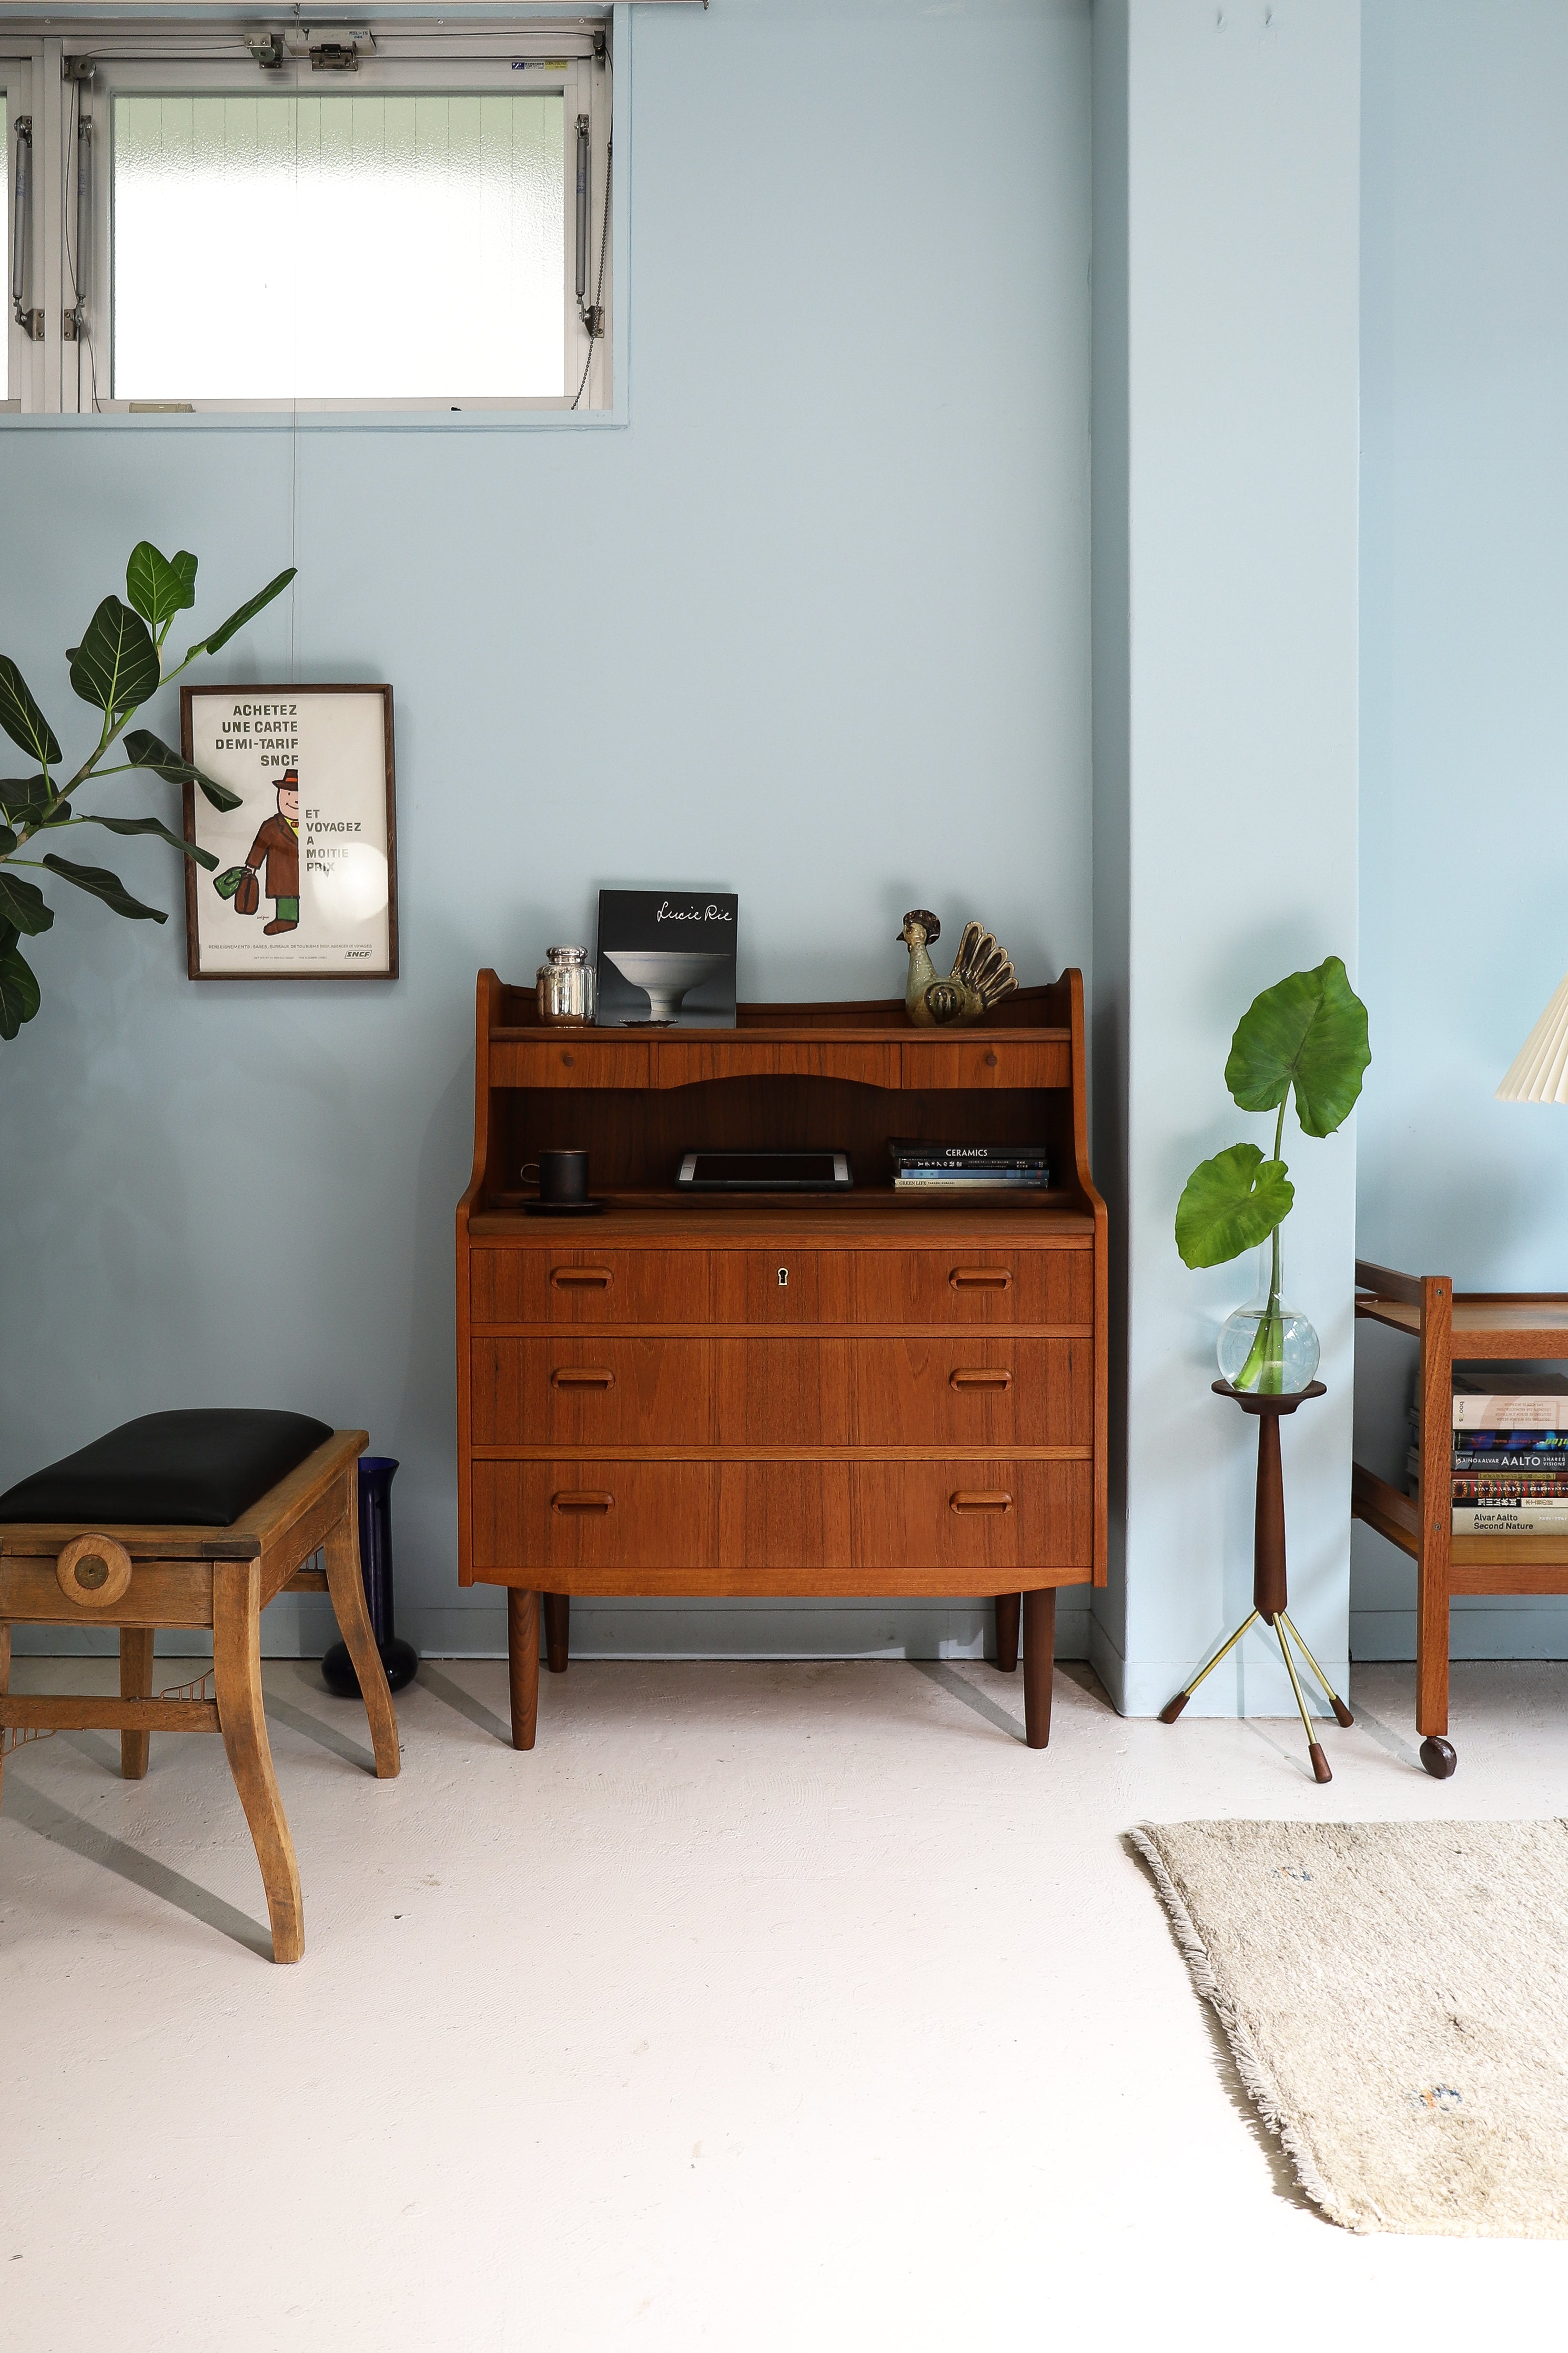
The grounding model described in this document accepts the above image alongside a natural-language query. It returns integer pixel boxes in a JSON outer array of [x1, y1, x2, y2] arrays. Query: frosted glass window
[[112, 92, 564, 400]]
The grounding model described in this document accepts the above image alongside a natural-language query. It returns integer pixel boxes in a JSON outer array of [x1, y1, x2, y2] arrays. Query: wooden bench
[[0, 1430, 400, 1962]]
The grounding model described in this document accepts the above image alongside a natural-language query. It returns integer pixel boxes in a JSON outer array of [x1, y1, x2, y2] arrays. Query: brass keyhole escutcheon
[[777, 1266, 788, 1288], [74, 1555, 109, 1590]]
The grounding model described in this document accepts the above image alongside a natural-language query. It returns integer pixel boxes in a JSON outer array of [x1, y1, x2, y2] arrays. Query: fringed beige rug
[[1132, 1819, 1568, 2237]]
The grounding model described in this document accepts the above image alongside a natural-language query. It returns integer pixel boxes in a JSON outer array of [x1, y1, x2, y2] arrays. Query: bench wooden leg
[[322, 1480, 401, 1779], [214, 1558, 304, 1964], [0, 1623, 9, 1809], [543, 1592, 570, 1674], [508, 1590, 539, 1751], [1023, 1587, 1056, 1751], [120, 1628, 155, 1779], [994, 1593, 1020, 1674]]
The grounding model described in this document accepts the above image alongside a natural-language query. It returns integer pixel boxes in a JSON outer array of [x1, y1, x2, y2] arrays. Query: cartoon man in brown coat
[[242, 767, 300, 937]]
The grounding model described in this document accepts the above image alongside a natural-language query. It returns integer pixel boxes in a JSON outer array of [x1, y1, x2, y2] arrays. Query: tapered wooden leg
[[508, 1590, 540, 1751], [322, 1480, 401, 1778], [120, 1627, 155, 1779], [213, 1558, 303, 1964], [994, 1593, 1021, 1674], [1022, 1587, 1056, 1750], [0, 1623, 10, 1809], [543, 1592, 570, 1674]]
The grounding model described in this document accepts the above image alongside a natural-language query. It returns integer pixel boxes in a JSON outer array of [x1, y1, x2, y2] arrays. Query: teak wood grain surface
[[456, 974, 1109, 1755]]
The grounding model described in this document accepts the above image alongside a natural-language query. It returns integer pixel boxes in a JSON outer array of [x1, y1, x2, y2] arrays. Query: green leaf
[[190, 566, 296, 659], [126, 542, 198, 631], [39, 852, 167, 924], [0, 870, 54, 937], [73, 812, 219, 870], [0, 661, 63, 767], [0, 942, 41, 1040], [1175, 1143, 1295, 1270], [68, 598, 163, 716], [0, 827, 15, 857], [1, 776, 52, 827], [122, 728, 242, 812], [0, 919, 16, 957], [1225, 955, 1371, 1139]]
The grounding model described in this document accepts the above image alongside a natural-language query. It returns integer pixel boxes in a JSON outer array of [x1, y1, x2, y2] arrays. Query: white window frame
[[3, 54, 37, 409], [9, 17, 618, 416]]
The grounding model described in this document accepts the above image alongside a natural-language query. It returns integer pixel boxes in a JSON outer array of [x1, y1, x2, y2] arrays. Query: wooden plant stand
[[1352, 1259, 1568, 1778], [457, 972, 1109, 1753], [0, 1432, 401, 1962], [1160, 1380, 1352, 1782]]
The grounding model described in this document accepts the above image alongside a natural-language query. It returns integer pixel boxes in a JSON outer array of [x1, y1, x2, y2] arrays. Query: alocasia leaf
[[1225, 956, 1371, 1139], [1175, 1142, 1295, 1270]]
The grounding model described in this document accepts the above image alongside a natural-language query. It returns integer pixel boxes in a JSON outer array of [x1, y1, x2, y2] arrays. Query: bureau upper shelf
[[467, 1198, 1098, 1242]]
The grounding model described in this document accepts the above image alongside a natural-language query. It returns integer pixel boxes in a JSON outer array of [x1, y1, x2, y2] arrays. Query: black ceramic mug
[[523, 1149, 590, 1204]]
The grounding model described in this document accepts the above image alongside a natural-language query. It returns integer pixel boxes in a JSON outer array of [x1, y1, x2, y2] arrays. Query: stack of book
[[1408, 1374, 1568, 1533], [887, 1139, 1052, 1194]]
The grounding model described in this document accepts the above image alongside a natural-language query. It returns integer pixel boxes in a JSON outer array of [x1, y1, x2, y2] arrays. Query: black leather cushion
[[0, 1409, 335, 1528]]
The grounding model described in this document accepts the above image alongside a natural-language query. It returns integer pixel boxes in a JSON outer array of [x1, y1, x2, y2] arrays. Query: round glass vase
[[1217, 1236, 1321, 1395]]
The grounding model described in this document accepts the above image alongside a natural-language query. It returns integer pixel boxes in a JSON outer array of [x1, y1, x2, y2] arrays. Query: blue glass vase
[[321, 1454, 419, 1696]]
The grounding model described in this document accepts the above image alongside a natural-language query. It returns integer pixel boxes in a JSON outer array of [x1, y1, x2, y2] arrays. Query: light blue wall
[[1355, 0, 1568, 1658], [0, 2, 1093, 1659], [1091, 0, 1362, 1717]]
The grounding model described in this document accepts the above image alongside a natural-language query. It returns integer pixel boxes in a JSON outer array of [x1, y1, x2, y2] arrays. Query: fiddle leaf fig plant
[[1176, 956, 1370, 1391], [0, 544, 296, 1043]]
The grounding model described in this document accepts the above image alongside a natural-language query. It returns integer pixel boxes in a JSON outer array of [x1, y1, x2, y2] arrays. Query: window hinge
[[16, 308, 44, 343]]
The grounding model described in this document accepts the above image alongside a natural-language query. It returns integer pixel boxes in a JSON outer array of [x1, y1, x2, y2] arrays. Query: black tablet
[[676, 1151, 852, 1191]]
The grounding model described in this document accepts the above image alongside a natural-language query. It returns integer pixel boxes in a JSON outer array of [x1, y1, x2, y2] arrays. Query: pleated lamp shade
[[1498, 973, 1568, 1103]]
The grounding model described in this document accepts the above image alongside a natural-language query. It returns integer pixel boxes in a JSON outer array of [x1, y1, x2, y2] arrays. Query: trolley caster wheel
[[1420, 1735, 1457, 1780]]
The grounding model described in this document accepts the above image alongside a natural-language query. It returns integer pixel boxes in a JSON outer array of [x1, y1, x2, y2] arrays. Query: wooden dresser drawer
[[471, 1457, 1092, 1587], [470, 1246, 1094, 1330], [471, 1335, 1091, 1449]]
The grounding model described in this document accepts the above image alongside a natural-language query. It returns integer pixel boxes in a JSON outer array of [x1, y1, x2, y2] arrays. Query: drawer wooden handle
[[551, 1367, 615, 1390], [949, 1491, 1014, 1514], [552, 1491, 614, 1514], [551, 1267, 613, 1290], [949, 1266, 1012, 1291], [950, 1369, 1013, 1390]]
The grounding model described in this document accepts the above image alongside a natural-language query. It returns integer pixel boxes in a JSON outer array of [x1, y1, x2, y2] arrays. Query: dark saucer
[[523, 1198, 607, 1216]]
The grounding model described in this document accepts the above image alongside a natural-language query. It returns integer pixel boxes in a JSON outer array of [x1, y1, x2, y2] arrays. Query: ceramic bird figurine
[[897, 910, 1018, 1026]]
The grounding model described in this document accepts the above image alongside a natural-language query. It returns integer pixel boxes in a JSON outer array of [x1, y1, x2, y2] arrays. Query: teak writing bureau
[[456, 971, 1108, 1751]]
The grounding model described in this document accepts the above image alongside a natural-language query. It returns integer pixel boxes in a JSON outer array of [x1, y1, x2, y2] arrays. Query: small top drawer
[[901, 1037, 1070, 1091]]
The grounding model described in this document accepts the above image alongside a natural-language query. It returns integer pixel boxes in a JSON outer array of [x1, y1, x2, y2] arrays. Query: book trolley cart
[[1351, 1257, 1568, 1777]]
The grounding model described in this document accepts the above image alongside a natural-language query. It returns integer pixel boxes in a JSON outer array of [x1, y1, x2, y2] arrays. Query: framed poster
[[180, 684, 398, 980]]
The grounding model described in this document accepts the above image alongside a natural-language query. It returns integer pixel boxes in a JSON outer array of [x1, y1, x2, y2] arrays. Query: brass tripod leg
[[1274, 1615, 1332, 1784], [1158, 1611, 1260, 1724], [1279, 1610, 1353, 1728]]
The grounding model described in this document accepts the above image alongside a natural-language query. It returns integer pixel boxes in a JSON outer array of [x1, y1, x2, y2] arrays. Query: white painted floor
[[5, 1654, 1568, 2349]]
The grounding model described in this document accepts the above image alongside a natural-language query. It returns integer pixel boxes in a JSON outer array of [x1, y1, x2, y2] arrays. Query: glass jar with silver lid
[[536, 945, 596, 1025]]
